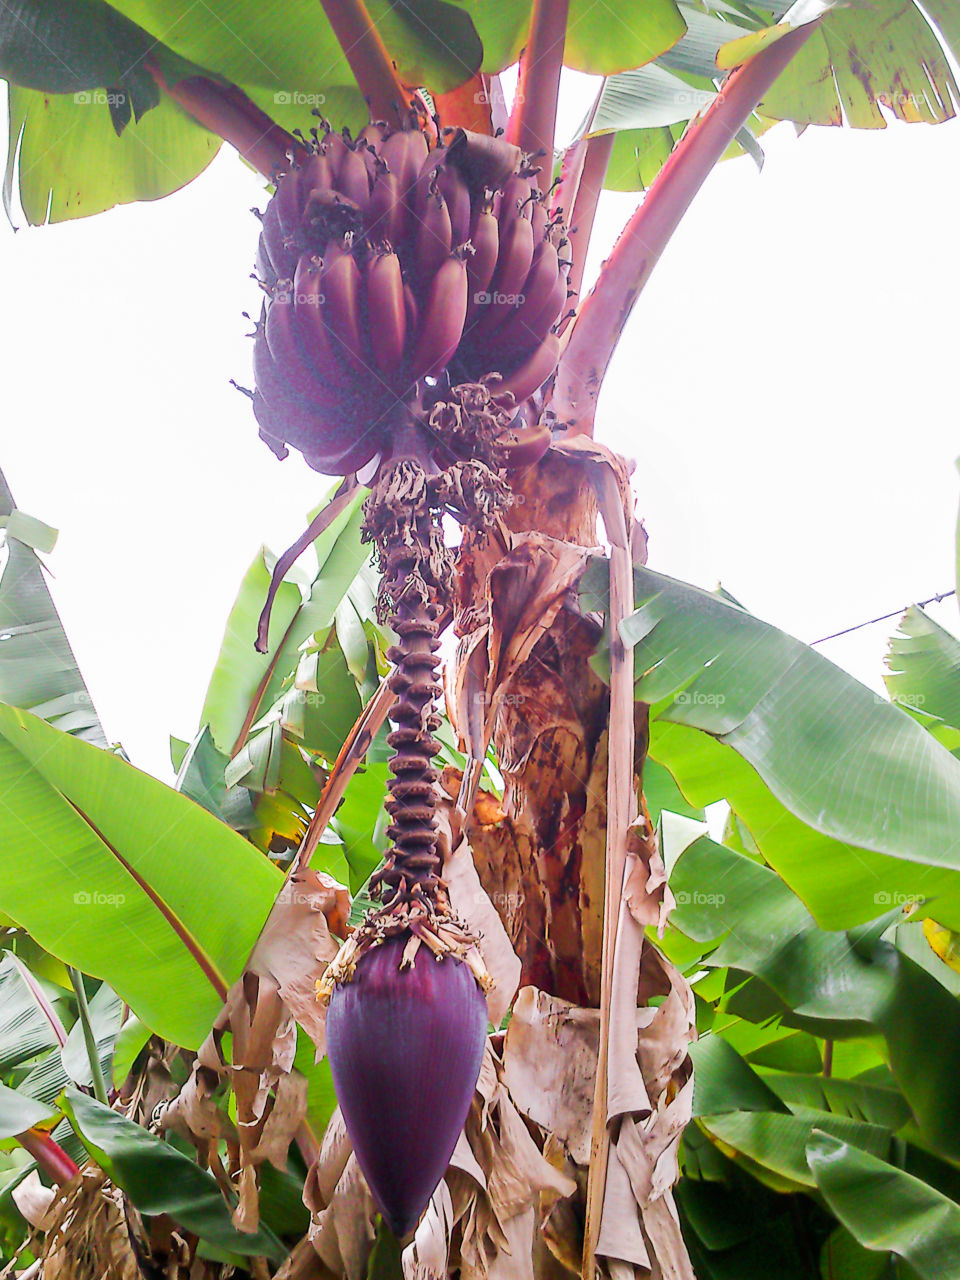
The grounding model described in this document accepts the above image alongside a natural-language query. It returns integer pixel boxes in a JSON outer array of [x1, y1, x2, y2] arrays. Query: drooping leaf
[[5, 83, 219, 225], [584, 561, 960, 930], [0, 1081, 56, 1140], [201, 488, 369, 758], [110, 1015, 150, 1088], [0, 702, 280, 1047], [670, 835, 960, 1159], [0, 468, 105, 745], [0, 0, 165, 110], [885, 605, 960, 730], [0, 952, 66, 1072], [61, 1087, 286, 1261], [807, 1132, 960, 1278], [752, 1, 959, 128], [763, 1074, 911, 1132], [689, 1035, 789, 1118], [703, 1107, 891, 1192], [175, 725, 257, 830], [677, 1154, 831, 1279]]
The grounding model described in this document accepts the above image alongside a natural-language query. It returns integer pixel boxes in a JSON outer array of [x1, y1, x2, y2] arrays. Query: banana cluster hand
[[251, 123, 570, 477]]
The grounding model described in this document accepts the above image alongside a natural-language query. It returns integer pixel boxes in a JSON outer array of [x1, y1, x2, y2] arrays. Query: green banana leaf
[[677, 1135, 834, 1280], [449, 0, 687, 75], [807, 1132, 960, 1279], [689, 1035, 789, 1117], [755, 0, 958, 128], [174, 725, 257, 831], [704, 1107, 892, 1193], [0, 1081, 55, 1140], [1, 0, 479, 223], [762, 1074, 911, 1131], [0, 468, 105, 745], [330, 763, 390, 894], [201, 488, 369, 759], [22, 982, 123, 1102], [61, 1087, 286, 1261], [575, 0, 960, 191], [885, 605, 960, 732], [670, 835, 960, 1160], [0, 952, 66, 1071], [0, 701, 280, 1048], [111, 1014, 150, 1088], [584, 561, 960, 929]]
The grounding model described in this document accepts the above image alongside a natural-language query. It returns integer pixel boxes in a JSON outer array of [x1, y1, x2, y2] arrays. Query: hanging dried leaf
[[28, 1166, 142, 1280], [437, 796, 522, 1027]]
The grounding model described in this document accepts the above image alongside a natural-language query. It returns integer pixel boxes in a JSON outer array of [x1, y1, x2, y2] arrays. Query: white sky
[[1, 93, 958, 781]]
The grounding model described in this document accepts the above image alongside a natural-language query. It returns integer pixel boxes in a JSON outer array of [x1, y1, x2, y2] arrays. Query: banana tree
[[3, 0, 960, 1277]]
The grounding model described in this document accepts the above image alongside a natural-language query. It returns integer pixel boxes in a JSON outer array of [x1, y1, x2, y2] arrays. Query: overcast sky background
[[1, 80, 958, 782]]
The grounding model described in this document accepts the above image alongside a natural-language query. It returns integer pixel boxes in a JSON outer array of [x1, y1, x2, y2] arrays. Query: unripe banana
[[474, 216, 535, 334], [265, 289, 345, 412], [464, 209, 499, 317], [365, 169, 403, 245], [334, 142, 372, 210], [261, 198, 294, 282], [410, 255, 468, 381], [366, 250, 407, 375], [413, 190, 452, 288], [490, 239, 562, 352], [381, 129, 429, 213], [321, 240, 368, 374], [437, 164, 471, 248], [300, 150, 335, 197], [292, 253, 352, 394], [275, 166, 304, 240], [490, 333, 560, 405]]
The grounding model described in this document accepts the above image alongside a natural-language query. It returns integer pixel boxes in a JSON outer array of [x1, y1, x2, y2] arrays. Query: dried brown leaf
[[439, 805, 522, 1026], [502, 988, 597, 1165], [250, 869, 346, 1050]]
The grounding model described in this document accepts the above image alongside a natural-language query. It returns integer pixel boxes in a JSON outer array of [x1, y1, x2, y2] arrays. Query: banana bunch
[[251, 122, 570, 477]]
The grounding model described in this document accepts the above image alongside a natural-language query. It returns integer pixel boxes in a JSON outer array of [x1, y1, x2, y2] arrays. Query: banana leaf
[[0, 702, 280, 1048]]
